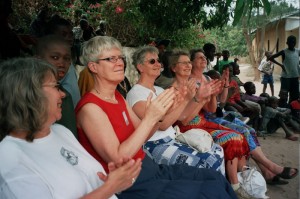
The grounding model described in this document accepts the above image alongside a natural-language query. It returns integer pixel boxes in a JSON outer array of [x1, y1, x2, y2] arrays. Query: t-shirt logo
[[60, 147, 78, 165]]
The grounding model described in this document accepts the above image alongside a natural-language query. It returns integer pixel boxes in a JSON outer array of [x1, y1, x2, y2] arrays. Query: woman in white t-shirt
[[0, 57, 141, 199]]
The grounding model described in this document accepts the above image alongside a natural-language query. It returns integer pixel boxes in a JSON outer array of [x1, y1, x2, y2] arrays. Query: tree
[[233, 0, 298, 80]]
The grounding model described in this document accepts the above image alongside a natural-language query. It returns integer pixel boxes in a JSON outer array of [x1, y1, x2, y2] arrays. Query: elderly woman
[[75, 36, 237, 199], [0, 57, 142, 199], [170, 49, 251, 198], [126, 45, 225, 174]]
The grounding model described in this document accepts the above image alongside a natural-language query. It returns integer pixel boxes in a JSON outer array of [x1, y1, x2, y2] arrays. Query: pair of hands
[[179, 78, 222, 103], [97, 157, 142, 193], [144, 88, 176, 123]]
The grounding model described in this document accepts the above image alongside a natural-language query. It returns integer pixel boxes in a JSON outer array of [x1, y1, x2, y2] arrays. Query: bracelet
[[193, 96, 200, 103], [224, 85, 230, 88]]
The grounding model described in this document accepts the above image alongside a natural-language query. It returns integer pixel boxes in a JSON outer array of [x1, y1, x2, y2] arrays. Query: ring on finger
[[132, 177, 136, 184]]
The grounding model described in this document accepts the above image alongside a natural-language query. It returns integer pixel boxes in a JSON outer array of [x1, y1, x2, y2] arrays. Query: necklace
[[95, 88, 117, 103], [118, 81, 127, 93]]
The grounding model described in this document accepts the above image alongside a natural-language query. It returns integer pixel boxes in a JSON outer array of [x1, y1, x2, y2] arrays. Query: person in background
[[262, 96, 299, 141], [290, 97, 300, 123], [0, 57, 142, 199], [96, 20, 107, 36], [154, 50, 174, 89], [206, 71, 297, 185], [242, 82, 267, 116], [258, 51, 275, 96], [80, 19, 96, 41], [230, 62, 244, 93], [35, 35, 77, 137], [214, 49, 233, 74], [30, 6, 50, 38], [45, 15, 81, 107], [154, 38, 170, 56], [203, 42, 221, 72], [269, 35, 300, 103], [75, 36, 237, 199]]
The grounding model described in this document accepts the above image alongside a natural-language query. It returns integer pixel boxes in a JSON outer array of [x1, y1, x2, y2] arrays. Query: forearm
[[119, 117, 158, 157], [203, 96, 217, 113], [218, 87, 228, 104]]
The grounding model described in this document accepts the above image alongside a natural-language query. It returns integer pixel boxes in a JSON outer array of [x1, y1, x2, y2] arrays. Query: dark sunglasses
[[147, 58, 161, 65]]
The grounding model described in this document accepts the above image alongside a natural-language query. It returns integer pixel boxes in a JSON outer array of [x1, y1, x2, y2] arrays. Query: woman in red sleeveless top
[[75, 36, 238, 199]]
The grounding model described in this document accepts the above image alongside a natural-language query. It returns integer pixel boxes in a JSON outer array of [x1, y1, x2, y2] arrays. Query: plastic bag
[[237, 166, 269, 199]]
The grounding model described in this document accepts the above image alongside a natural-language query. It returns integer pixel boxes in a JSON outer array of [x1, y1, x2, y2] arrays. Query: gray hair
[[132, 46, 158, 73], [80, 36, 122, 66], [0, 57, 57, 142]]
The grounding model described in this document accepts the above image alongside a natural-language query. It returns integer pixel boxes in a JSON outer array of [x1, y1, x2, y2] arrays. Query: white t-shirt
[[126, 84, 176, 141], [0, 124, 117, 199]]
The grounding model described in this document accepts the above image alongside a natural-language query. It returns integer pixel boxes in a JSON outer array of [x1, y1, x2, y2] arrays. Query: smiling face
[[137, 52, 162, 79], [88, 48, 125, 84], [172, 55, 192, 78], [192, 52, 207, 72], [41, 43, 71, 80], [42, 74, 66, 124]]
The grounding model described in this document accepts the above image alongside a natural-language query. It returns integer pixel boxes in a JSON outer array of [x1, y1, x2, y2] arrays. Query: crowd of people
[[0, 2, 299, 199]]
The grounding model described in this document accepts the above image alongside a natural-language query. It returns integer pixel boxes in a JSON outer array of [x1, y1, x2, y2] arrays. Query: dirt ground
[[239, 64, 299, 199]]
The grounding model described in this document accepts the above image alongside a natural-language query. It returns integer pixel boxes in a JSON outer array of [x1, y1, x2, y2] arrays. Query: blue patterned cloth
[[206, 116, 260, 152], [144, 136, 225, 176]]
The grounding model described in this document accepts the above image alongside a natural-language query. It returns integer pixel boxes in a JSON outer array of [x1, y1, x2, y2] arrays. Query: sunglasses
[[146, 58, 161, 65]]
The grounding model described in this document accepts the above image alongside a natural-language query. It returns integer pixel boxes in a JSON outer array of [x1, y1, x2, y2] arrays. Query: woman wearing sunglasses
[[126, 46, 225, 174], [75, 36, 237, 199]]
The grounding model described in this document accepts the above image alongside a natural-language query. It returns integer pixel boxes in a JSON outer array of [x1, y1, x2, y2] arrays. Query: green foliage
[[10, 0, 273, 53], [232, 0, 271, 26]]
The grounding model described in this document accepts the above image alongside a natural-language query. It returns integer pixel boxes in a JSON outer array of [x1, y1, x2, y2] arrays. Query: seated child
[[225, 65, 260, 131], [262, 96, 299, 141], [242, 81, 267, 117], [278, 90, 290, 108], [290, 97, 300, 123]]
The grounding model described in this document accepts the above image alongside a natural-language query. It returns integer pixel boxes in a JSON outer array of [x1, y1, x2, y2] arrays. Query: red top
[[75, 91, 145, 172], [290, 100, 300, 110], [227, 79, 241, 103]]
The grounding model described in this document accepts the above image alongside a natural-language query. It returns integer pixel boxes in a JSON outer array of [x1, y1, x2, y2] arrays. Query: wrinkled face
[[172, 55, 192, 78], [89, 48, 125, 83], [192, 52, 207, 71], [137, 52, 162, 79], [41, 43, 71, 80], [42, 74, 66, 123]]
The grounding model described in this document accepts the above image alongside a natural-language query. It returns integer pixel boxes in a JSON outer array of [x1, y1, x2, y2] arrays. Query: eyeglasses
[[146, 58, 161, 65], [177, 61, 192, 66], [97, 56, 126, 63], [43, 82, 61, 91], [195, 56, 207, 60]]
